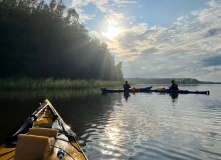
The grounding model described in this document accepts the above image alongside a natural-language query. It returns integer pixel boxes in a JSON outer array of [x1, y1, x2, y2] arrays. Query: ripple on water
[[83, 88, 221, 159], [1, 86, 220, 159]]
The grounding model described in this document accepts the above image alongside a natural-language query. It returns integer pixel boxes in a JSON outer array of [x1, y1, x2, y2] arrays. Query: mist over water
[[0, 84, 220, 160]]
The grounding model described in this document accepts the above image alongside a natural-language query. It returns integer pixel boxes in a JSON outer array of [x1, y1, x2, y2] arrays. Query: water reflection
[[154, 92, 179, 103], [123, 92, 130, 101], [0, 84, 221, 160], [169, 93, 179, 103], [0, 89, 120, 144]]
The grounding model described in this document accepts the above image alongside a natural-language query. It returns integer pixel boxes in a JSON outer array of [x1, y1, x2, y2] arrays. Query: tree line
[[0, 0, 123, 81], [126, 78, 201, 84]]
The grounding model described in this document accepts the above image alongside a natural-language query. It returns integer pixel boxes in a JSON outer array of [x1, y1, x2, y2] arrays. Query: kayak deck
[[0, 99, 87, 160]]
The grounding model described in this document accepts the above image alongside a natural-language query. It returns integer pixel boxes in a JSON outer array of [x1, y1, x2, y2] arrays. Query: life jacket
[[171, 83, 179, 90], [123, 84, 130, 90]]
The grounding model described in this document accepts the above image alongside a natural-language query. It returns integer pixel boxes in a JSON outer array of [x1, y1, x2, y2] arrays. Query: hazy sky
[[57, 0, 221, 82]]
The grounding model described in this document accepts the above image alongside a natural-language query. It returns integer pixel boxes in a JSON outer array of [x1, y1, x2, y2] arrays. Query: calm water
[[0, 84, 221, 160]]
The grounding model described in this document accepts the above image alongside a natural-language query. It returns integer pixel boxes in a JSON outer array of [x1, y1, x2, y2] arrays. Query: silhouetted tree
[[0, 0, 123, 81]]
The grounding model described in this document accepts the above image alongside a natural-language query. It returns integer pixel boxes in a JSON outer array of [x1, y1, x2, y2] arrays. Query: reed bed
[[0, 78, 123, 90]]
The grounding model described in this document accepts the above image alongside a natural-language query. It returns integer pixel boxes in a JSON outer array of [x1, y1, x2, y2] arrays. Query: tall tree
[[0, 0, 124, 81]]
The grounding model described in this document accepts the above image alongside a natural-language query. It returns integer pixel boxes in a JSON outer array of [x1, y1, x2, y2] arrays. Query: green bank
[[0, 78, 123, 90]]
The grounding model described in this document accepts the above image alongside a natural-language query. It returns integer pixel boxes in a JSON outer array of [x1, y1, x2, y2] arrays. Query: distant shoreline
[[124, 78, 221, 84]]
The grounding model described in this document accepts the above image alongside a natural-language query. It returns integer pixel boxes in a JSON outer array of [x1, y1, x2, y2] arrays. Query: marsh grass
[[0, 78, 123, 90]]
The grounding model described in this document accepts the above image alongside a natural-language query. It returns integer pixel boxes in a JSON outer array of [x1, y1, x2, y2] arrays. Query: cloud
[[203, 66, 221, 71], [80, 13, 96, 21], [70, 0, 221, 81], [118, 0, 221, 81], [130, 49, 138, 53], [141, 48, 159, 56], [214, 68, 221, 71], [104, 13, 125, 24], [90, 31, 102, 38], [202, 55, 221, 67], [205, 28, 221, 37], [156, 64, 181, 70], [71, 0, 136, 16]]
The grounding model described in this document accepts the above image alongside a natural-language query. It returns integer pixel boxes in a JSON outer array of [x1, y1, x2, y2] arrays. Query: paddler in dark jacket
[[123, 81, 131, 90], [169, 80, 179, 90]]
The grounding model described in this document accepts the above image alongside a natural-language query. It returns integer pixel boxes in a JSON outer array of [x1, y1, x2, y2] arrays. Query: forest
[[0, 0, 123, 81]]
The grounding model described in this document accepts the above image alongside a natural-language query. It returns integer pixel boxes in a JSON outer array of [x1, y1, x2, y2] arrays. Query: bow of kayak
[[0, 99, 87, 160]]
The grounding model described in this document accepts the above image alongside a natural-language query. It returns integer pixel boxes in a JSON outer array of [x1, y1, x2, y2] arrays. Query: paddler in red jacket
[[169, 80, 179, 90], [123, 81, 131, 90]]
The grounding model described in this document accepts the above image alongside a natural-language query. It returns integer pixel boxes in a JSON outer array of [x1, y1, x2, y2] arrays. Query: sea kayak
[[0, 99, 87, 160], [101, 86, 153, 93], [148, 89, 210, 94], [101, 87, 209, 95]]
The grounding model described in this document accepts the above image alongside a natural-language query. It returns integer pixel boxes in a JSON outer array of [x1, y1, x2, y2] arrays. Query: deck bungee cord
[[55, 137, 83, 153], [51, 145, 75, 160], [12, 102, 49, 137]]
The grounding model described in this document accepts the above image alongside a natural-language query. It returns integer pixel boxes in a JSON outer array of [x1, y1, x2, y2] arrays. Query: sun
[[102, 25, 121, 40]]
